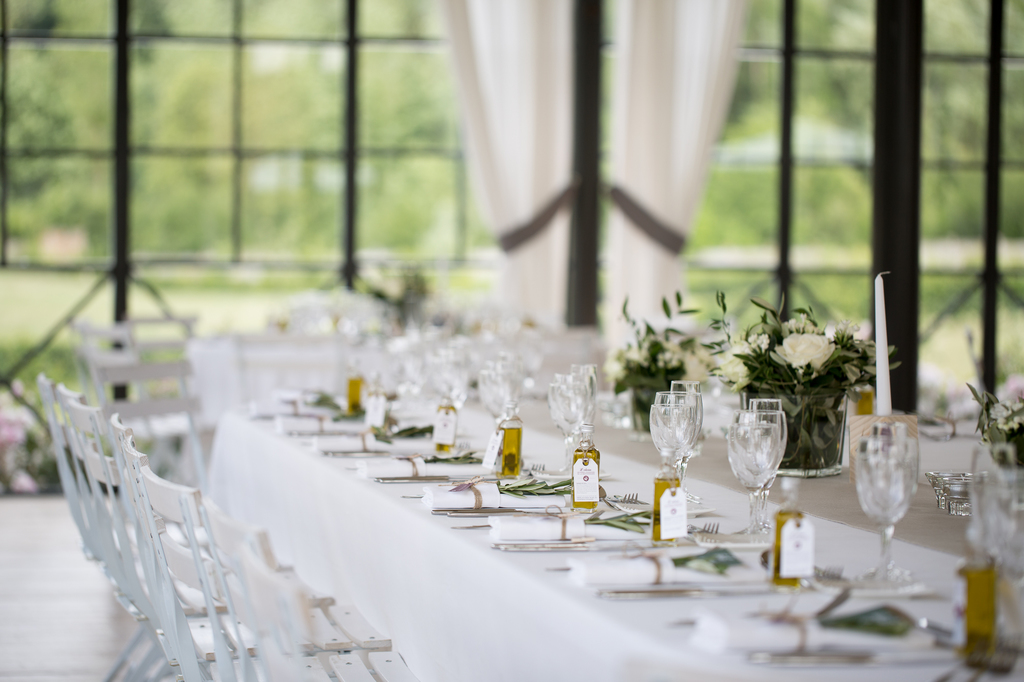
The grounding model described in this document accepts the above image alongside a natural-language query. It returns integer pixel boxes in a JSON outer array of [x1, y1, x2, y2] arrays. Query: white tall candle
[[875, 272, 892, 416]]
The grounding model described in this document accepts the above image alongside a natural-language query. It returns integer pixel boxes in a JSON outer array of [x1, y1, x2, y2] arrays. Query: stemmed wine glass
[[571, 364, 598, 424], [734, 405, 787, 533], [854, 422, 918, 583], [727, 414, 783, 536], [654, 392, 701, 491], [478, 363, 504, 422], [548, 373, 586, 472]]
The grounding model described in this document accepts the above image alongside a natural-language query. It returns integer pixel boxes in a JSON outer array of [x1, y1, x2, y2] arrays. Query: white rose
[[718, 351, 750, 389], [776, 333, 835, 371]]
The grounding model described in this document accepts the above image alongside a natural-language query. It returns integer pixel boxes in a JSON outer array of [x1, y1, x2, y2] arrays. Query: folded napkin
[[688, 608, 935, 655], [421, 482, 567, 510], [489, 515, 638, 541], [275, 415, 363, 435], [313, 434, 425, 455], [567, 552, 763, 587], [356, 457, 489, 478]]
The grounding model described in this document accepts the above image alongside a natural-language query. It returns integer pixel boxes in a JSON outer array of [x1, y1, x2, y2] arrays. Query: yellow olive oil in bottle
[[954, 523, 997, 662], [772, 477, 814, 590], [433, 400, 458, 453], [572, 424, 600, 510], [346, 363, 364, 414], [498, 400, 523, 479], [652, 454, 683, 545]]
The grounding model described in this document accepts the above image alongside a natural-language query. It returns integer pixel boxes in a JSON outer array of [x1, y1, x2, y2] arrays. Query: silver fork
[[529, 463, 546, 473], [814, 565, 844, 582], [695, 521, 719, 535]]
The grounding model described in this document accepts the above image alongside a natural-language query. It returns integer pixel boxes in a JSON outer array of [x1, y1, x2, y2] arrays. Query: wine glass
[[478, 364, 504, 422], [855, 422, 918, 582], [548, 374, 585, 472], [571, 364, 598, 424], [662, 384, 703, 493], [734, 407, 788, 533], [727, 416, 783, 535]]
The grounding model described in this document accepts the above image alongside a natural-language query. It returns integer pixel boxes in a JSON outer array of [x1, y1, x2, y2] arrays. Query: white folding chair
[[92, 359, 209, 492], [202, 499, 368, 653], [54, 384, 172, 682], [37, 374, 95, 561]]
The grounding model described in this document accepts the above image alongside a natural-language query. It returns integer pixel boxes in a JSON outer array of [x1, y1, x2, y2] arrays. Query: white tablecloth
[[209, 407, 969, 682]]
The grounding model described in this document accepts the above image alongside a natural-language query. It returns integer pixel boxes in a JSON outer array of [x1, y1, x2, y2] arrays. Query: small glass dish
[[926, 472, 972, 516]]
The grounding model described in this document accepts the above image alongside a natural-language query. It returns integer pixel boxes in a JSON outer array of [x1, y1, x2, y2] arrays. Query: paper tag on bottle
[[572, 458, 599, 502], [482, 430, 503, 470], [659, 486, 688, 540], [779, 518, 815, 578], [364, 395, 387, 429], [432, 411, 457, 446]]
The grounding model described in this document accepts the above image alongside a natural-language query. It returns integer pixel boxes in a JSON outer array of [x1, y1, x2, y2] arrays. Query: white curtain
[[605, 0, 747, 345], [437, 0, 574, 325]]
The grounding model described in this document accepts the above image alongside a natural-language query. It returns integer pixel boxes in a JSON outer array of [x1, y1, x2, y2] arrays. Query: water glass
[[727, 418, 782, 535]]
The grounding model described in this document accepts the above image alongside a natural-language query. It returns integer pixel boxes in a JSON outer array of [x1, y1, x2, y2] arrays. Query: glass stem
[[676, 452, 688, 493], [754, 487, 769, 531], [878, 524, 895, 575], [748, 491, 759, 532], [563, 432, 575, 472]]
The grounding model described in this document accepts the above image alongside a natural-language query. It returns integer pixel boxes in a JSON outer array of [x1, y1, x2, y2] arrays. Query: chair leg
[[104, 623, 149, 682]]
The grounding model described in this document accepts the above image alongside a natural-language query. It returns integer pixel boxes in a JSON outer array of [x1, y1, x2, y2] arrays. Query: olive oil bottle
[[571, 424, 600, 510], [498, 400, 523, 479], [954, 524, 997, 662], [433, 400, 458, 453], [652, 455, 683, 545], [346, 363, 364, 414], [772, 477, 814, 590]]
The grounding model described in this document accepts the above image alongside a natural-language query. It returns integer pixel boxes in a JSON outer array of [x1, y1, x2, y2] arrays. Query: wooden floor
[[0, 495, 137, 682]]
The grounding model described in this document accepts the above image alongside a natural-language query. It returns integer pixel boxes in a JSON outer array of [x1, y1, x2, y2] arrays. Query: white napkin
[[488, 516, 639, 541], [356, 458, 489, 478], [688, 607, 936, 655], [421, 482, 567, 510], [567, 552, 764, 586], [275, 414, 361, 435], [313, 434, 426, 455]]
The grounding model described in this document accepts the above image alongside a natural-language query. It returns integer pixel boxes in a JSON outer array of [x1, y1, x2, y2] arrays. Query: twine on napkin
[[394, 454, 423, 477], [448, 476, 485, 509], [512, 505, 575, 539], [623, 547, 666, 585], [359, 427, 374, 451]]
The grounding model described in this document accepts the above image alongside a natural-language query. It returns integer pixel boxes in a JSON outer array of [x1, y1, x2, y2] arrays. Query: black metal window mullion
[[982, 0, 1004, 392], [113, 0, 130, 322], [777, 0, 795, 319], [342, 0, 357, 288], [231, 0, 243, 263]]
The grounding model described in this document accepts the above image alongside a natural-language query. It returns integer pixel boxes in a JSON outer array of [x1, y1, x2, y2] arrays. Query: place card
[[659, 486, 688, 540], [482, 430, 503, 470]]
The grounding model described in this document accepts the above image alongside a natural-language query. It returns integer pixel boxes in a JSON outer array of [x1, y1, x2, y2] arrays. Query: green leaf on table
[[585, 511, 650, 533], [393, 425, 433, 439], [423, 452, 482, 465], [672, 548, 742, 575], [818, 606, 913, 637], [310, 392, 343, 412], [497, 478, 572, 498]]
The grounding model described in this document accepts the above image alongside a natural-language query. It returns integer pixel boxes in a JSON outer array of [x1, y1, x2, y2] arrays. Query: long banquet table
[[208, 400, 991, 682]]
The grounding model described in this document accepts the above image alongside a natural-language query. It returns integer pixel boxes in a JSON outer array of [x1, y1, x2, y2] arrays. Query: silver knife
[[598, 586, 776, 600]]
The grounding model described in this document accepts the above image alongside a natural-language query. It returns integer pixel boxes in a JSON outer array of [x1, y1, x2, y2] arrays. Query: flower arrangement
[[709, 293, 894, 476], [0, 381, 56, 494], [604, 293, 714, 395], [969, 384, 1024, 465], [708, 293, 886, 398]]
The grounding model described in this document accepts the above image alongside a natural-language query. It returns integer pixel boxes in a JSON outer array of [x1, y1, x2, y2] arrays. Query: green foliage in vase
[[708, 292, 895, 400], [604, 292, 714, 395], [969, 384, 1024, 466]]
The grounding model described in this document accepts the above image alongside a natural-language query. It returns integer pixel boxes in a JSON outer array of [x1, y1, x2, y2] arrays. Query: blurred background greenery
[[1, 0, 1023, 404]]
